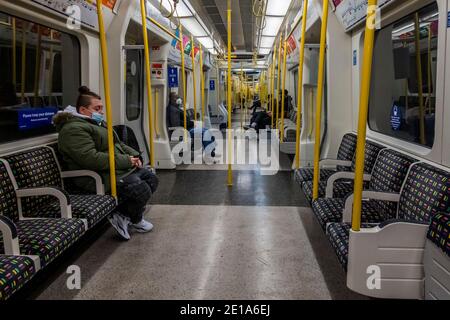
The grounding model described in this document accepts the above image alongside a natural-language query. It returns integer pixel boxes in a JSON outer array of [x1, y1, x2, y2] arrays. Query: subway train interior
[[0, 0, 449, 304]]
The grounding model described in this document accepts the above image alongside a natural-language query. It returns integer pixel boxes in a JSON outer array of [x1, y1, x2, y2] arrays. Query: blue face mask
[[92, 112, 105, 124]]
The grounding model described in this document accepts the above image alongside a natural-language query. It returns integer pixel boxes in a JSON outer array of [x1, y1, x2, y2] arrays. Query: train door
[[123, 47, 150, 164]]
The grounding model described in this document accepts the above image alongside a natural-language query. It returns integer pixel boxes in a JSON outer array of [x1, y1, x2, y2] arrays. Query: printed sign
[[168, 66, 179, 88], [18, 107, 58, 131], [448, 11, 450, 28], [353, 50, 357, 66], [210, 80, 216, 91], [390, 104, 402, 131], [151, 63, 164, 80]]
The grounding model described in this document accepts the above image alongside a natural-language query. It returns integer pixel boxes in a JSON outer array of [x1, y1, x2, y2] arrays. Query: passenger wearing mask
[[166, 92, 184, 128], [53, 86, 159, 240]]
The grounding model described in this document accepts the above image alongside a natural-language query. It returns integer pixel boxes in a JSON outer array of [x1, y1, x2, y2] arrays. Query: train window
[[125, 50, 143, 121], [0, 13, 80, 144], [368, 3, 438, 148]]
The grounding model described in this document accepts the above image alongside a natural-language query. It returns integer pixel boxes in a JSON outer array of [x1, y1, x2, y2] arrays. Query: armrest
[[0, 216, 20, 255], [16, 187, 72, 219], [343, 191, 401, 223], [319, 159, 352, 169], [378, 219, 429, 229], [325, 172, 371, 198], [61, 170, 105, 195]]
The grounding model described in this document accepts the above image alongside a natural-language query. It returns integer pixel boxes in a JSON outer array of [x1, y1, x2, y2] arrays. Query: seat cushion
[[302, 181, 354, 204], [33, 195, 116, 228], [0, 219, 86, 267], [0, 255, 36, 300], [427, 213, 450, 257], [326, 222, 377, 271], [295, 168, 337, 184], [312, 198, 389, 230]]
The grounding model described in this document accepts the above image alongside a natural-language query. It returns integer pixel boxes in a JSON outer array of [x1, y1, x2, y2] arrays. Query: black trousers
[[116, 168, 159, 224]]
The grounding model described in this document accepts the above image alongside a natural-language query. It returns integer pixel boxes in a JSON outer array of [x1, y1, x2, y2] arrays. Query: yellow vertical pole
[[280, 39, 288, 142], [216, 60, 220, 107], [12, 18, 17, 88], [276, 35, 283, 129], [155, 90, 159, 136], [414, 13, 425, 145], [180, 25, 187, 132], [33, 25, 42, 106], [20, 22, 27, 103], [312, 0, 329, 200], [96, 1, 117, 198], [199, 45, 205, 122], [227, 0, 233, 186], [352, 0, 378, 231], [191, 36, 198, 121], [295, 0, 309, 169], [271, 49, 276, 127], [140, 0, 155, 167], [240, 62, 244, 129]]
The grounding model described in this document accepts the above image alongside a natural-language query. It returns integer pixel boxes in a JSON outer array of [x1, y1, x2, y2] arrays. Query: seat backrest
[[4, 147, 62, 216], [113, 125, 141, 153], [0, 160, 20, 222], [398, 163, 450, 223], [336, 133, 357, 171], [369, 149, 416, 218], [350, 140, 385, 174], [427, 212, 450, 257]]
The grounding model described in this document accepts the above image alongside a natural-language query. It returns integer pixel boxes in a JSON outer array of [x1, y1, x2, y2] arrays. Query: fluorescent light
[[259, 48, 271, 55], [266, 0, 292, 16], [182, 17, 208, 37], [198, 37, 214, 49], [260, 36, 275, 48], [160, 0, 192, 17], [262, 16, 283, 36]]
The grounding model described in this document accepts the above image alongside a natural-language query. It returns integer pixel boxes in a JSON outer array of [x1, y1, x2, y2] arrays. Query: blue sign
[[18, 107, 58, 131], [390, 104, 402, 131], [448, 12, 450, 28], [168, 66, 178, 88], [353, 50, 357, 66], [210, 80, 215, 91]]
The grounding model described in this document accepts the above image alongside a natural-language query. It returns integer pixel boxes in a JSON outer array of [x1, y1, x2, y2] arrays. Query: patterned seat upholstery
[[326, 162, 450, 270], [4, 147, 115, 228], [302, 181, 354, 204], [427, 213, 450, 257], [0, 255, 36, 300], [295, 133, 357, 184], [0, 161, 86, 267], [301, 141, 385, 203], [311, 149, 415, 229]]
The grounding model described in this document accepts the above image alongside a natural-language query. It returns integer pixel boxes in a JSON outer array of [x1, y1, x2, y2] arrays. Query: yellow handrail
[[295, 0, 309, 169], [352, 0, 378, 231], [199, 45, 205, 122], [240, 63, 244, 129], [140, 0, 156, 167], [191, 36, 198, 121], [96, 1, 117, 198], [179, 25, 187, 133], [280, 39, 288, 142], [414, 13, 425, 145], [149, 17, 181, 42], [276, 34, 283, 130], [271, 49, 276, 127], [312, 0, 329, 200], [227, 0, 233, 187], [155, 89, 159, 136]]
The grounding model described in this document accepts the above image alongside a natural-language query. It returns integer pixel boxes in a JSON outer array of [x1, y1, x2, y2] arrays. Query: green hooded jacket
[[53, 111, 140, 193]]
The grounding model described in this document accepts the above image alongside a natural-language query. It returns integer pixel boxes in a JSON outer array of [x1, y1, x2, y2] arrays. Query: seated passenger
[[189, 121, 216, 157], [166, 92, 183, 128], [248, 104, 272, 131], [53, 86, 159, 240]]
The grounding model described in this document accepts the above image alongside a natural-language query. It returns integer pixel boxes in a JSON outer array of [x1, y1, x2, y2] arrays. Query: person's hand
[[130, 157, 142, 167]]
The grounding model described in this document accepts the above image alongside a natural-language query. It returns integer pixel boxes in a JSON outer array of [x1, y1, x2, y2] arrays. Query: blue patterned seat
[[295, 133, 357, 184], [0, 161, 86, 267], [311, 149, 415, 229], [4, 147, 116, 228], [302, 181, 354, 204], [427, 213, 449, 257], [301, 140, 385, 203], [0, 255, 36, 300], [326, 163, 450, 270]]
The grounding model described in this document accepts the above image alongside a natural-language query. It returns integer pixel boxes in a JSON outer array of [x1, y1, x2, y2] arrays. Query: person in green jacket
[[53, 86, 159, 240]]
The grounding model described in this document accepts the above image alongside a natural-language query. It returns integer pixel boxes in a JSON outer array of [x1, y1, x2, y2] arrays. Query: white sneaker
[[108, 213, 131, 240], [129, 219, 154, 233]]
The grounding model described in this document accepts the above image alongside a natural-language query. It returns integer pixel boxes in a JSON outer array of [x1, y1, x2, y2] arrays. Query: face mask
[[91, 112, 105, 124], [176, 98, 182, 106]]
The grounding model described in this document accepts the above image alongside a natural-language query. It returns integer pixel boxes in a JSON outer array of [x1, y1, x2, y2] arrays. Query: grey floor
[[25, 108, 366, 300]]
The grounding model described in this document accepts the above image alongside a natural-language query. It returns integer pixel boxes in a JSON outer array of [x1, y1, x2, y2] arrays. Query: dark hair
[[76, 86, 101, 112]]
